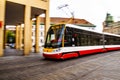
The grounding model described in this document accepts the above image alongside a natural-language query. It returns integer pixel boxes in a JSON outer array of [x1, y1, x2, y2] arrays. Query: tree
[[6, 30, 15, 43]]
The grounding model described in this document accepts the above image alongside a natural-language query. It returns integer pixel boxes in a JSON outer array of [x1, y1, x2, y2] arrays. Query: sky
[[50, 0, 120, 32]]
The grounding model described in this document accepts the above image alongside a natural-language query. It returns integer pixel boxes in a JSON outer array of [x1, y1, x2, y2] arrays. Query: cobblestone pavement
[[0, 49, 120, 80]]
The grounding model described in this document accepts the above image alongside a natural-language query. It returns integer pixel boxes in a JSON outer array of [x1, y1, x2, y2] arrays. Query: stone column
[[0, 0, 5, 56], [24, 5, 31, 55], [44, 9, 50, 40], [15, 25, 20, 49], [29, 19, 33, 52], [35, 16, 40, 53], [19, 24, 23, 50], [3, 24, 6, 49]]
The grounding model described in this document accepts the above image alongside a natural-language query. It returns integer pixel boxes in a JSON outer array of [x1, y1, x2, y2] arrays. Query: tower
[[104, 13, 114, 27]]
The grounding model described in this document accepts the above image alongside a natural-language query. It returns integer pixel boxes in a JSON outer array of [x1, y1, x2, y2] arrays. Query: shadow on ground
[[4, 48, 23, 56]]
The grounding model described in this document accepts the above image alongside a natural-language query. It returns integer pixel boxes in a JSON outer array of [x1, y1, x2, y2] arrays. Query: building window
[[41, 39, 44, 43]]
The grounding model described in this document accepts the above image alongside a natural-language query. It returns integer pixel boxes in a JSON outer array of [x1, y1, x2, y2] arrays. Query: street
[[0, 50, 120, 80]]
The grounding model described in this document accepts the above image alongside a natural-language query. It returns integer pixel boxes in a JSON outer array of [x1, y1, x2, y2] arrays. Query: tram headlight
[[53, 48, 61, 52]]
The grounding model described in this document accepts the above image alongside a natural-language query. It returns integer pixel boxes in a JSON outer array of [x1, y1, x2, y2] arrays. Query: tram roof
[[65, 24, 120, 37]]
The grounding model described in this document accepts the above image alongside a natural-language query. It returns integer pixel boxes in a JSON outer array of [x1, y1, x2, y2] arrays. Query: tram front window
[[45, 25, 64, 48]]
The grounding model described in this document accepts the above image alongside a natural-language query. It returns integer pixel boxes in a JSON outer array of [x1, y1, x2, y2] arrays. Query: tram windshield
[[45, 25, 65, 48]]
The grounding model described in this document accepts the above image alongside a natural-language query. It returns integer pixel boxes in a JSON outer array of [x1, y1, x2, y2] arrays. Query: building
[[103, 21, 120, 35], [0, 0, 50, 56], [103, 13, 120, 35]]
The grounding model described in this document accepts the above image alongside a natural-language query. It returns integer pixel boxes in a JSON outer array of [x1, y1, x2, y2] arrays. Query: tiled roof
[[40, 17, 96, 27]]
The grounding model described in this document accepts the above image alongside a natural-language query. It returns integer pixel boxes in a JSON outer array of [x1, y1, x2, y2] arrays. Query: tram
[[43, 24, 120, 59]]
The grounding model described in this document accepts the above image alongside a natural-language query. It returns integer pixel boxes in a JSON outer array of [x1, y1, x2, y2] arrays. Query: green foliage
[[6, 30, 15, 43]]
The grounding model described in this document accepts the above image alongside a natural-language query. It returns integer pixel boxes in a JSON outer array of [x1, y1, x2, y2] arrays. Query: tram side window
[[71, 29, 101, 46], [80, 33, 88, 46], [93, 37, 99, 45], [85, 32, 102, 46], [118, 38, 120, 44], [76, 33, 81, 46], [72, 28, 82, 46], [79, 33, 89, 46], [106, 36, 113, 45], [105, 35, 120, 45], [64, 27, 72, 47], [105, 36, 109, 45], [114, 37, 120, 44], [117, 38, 120, 44], [80, 32, 95, 46]]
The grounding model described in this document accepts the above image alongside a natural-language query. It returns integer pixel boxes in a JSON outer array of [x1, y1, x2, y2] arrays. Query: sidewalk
[[4, 47, 43, 57]]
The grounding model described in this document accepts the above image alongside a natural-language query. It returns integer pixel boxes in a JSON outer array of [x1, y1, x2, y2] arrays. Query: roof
[[5, 1, 45, 25], [66, 24, 120, 37], [40, 17, 96, 27]]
